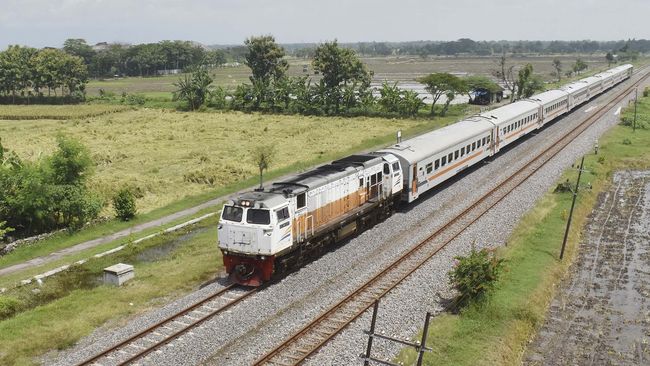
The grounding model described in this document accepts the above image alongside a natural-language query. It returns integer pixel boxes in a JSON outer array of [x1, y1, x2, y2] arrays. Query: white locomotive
[[218, 64, 633, 286]]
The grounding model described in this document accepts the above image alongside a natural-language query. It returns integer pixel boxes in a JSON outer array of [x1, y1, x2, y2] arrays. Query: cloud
[[0, 0, 648, 49]]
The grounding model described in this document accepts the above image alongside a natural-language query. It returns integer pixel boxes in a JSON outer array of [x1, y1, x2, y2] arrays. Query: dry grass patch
[[0, 109, 441, 215], [0, 105, 131, 120]]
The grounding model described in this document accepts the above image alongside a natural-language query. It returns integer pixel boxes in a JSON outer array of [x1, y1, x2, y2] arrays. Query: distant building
[[93, 42, 110, 51]]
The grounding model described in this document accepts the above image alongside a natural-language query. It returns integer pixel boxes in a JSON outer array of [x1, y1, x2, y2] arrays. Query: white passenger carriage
[[561, 80, 590, 109], [479, 100, 540, 151], [530, 89, 570, 124], [379, 119, 494, 202]]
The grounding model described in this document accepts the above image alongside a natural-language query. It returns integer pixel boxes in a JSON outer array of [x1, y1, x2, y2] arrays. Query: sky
[[1, 0, 649, 49]]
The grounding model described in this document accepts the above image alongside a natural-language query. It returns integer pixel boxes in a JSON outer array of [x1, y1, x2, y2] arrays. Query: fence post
[[416, 312, 432, 366], [364, 300, 380, 366]]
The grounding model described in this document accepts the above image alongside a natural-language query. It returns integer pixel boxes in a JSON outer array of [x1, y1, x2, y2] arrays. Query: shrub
[[644, 87, 649, 98], [622, 138, 632, 145], [449, 248, 504, 309], [121, 93, 146, 106], [113, 187, 137, 221], [0, 296, 23, 320]]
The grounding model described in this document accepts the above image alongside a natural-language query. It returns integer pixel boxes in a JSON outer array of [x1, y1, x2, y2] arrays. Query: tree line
[[175, 36, 545, 117], [0, 46, 88, 104], [63, 39, 226, 77], [287, 38, 647, 58]]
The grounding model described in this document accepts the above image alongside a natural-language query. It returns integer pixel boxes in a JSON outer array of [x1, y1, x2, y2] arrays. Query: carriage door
[[411, 164, 419, 200], [382, 163, 391, 199]]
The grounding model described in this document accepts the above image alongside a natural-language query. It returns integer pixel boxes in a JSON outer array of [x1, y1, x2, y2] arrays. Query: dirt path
[[524, 171, 650, 366], [0, 197, 224, 277]]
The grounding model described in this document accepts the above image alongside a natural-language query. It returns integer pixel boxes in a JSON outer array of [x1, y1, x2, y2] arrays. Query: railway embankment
[[396, 89, 650, 365]]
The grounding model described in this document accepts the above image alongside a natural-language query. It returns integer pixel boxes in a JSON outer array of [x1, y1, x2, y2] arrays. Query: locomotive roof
[[269, 154, 384, 194], [233, 190, 288, 209], [379, 119, 493, 164]]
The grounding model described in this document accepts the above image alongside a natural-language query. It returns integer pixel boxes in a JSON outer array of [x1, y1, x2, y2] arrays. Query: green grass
[[395, 96, 650, 365], [0, 217, 221, 366]]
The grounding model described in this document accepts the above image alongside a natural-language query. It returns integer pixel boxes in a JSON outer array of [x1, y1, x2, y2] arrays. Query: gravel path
[[523, 171, 650, 366], [49, 74, 649, 366]]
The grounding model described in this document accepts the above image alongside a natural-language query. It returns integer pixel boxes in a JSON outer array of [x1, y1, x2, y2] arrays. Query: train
[[217, 64, 633, 286]]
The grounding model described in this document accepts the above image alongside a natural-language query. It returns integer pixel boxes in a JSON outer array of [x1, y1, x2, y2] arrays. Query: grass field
[[395, 95, 650, 365], [0, 217, 221, 366], [0, 109, 460, 216], [0, 105, 131, 120], [85, 54, 616, 99]]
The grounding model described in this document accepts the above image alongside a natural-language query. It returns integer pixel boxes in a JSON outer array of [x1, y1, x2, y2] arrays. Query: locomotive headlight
[[263, 229, 273, 236], [217, 224, 223, 230]]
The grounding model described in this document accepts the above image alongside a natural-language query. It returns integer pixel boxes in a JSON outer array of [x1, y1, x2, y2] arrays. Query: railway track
[[254, 68, 650, 366], [76, 283, 257, 366]]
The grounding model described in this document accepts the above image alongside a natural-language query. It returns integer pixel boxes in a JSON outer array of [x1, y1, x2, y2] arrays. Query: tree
[[573, 58, 588, 75], [492, 52, 517, 102], [244, 35, 288, 109], [312, 40, 372, 113], [173, 68, 213, 110], [63, 39, 96, 65], [463, 75, 502, 104], [378, 82, 424, 117], [49, 134, 94, 186], [606, 52, 615, 66], [516, 64, 544, 99], [552, 58, 562, 82], [252, 145, 276, 190], [113, 187, 136, 221], [417, 73, 465, 116]]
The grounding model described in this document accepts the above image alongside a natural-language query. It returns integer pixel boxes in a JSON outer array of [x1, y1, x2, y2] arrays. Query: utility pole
[[560, 156, 585, 260], [633, 87, 638, 132]]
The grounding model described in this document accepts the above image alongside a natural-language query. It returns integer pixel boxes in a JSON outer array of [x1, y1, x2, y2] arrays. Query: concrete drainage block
[[103, 263, 134, 286]]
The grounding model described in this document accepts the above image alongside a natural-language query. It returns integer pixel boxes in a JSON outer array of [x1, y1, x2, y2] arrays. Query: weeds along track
[[76, 284, 257, 366], [254, 68, 650, 366]]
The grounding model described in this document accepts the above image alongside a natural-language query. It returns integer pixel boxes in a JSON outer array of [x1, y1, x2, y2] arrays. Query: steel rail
[[76, 283, 257, 365], [254, 68, 650, 366]]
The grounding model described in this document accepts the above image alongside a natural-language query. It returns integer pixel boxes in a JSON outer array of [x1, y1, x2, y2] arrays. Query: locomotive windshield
[[247, 209, 271, 225], [222, 205, 243, 222]]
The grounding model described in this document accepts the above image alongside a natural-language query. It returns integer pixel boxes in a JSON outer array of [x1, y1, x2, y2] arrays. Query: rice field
[[0, 104, 132, 120], [0, 108, 455, 216]]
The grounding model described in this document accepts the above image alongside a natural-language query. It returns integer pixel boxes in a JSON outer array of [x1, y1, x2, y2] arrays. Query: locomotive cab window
[[222, 205, 243, 222], [276, 207, 290, 221], [247, 209, 270, 225], [359, 178, 364, 187], [392, 162, 400, 171], [296, 193, 306, 209], [383, 163, 390, 175]]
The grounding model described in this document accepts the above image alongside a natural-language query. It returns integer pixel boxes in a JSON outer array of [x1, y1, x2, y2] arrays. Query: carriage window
[[276, 207, 290, 221], [441, 156, 447, 166], [222, 205, 243, 222], [297, 193, 306, 209], [435, 159, 440, 169], [448, 153, 453, 162], [461, 147, 465, 156], [467, 144, 471, 152], [482, 137, 487, 145], [371, 174, 377, 185], [359, 178, 363, 187], [472, 142, 476, 150], [426, 163, 433, 174], [454, 150, 459, 159]]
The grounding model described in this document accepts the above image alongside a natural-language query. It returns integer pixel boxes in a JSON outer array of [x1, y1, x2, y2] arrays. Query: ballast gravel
[[50, 75, 649, 366]]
